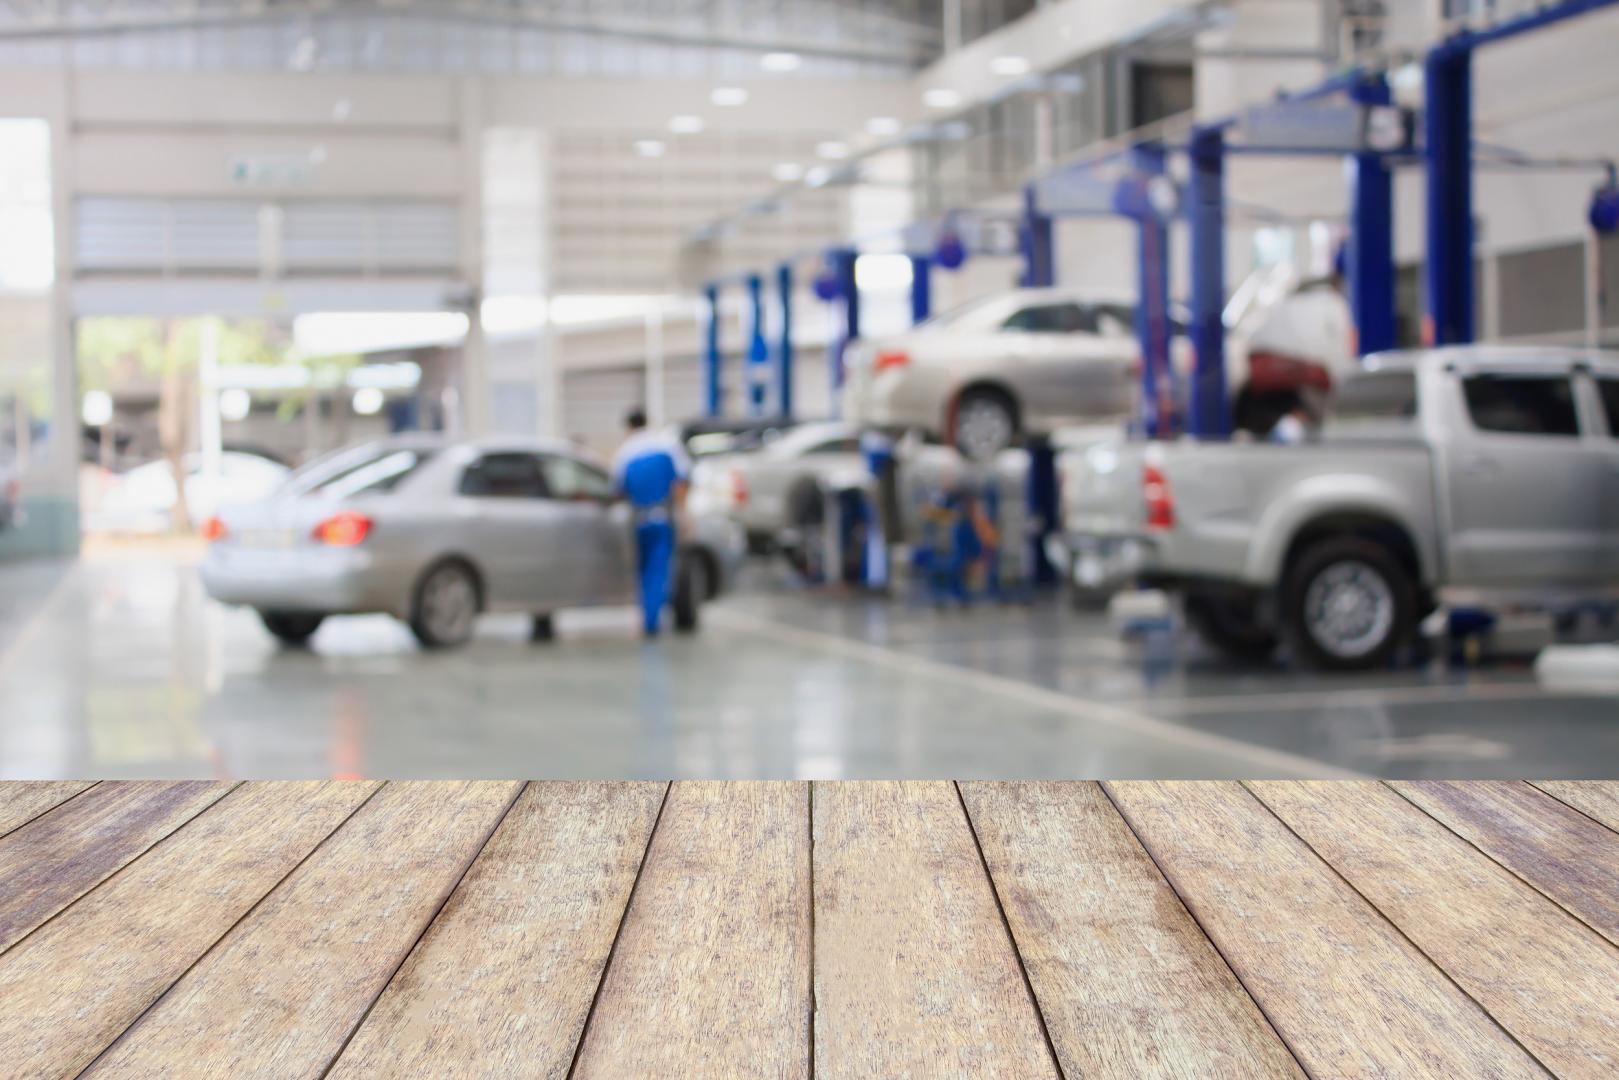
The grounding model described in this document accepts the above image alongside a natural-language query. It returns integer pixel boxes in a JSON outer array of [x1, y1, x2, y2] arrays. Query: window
[[1334, 370, 1419, 422], [805, 437, 861, 455], [1599, 379, 1619, 437], [1462, 375, 1579, 436], [1002, 303, 1097, 334], [540, 455, 614, 500], [303, 448, 434, 498], [459, 453, 546, 498]]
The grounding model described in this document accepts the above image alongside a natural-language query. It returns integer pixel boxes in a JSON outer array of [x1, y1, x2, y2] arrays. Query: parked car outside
[[841, 284, 1353, 459], [84, 450, 290, 534], [1058, 346, 1619, 669], [200, 435, 746, 648]]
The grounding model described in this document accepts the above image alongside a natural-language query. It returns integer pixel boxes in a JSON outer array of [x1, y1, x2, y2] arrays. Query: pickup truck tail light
[[730, 468, 749, 508], [874, 349, 911, 373], [200, 516, 228, 543], [313, 511, 373, 547], [1143, 464, 1175, 531]]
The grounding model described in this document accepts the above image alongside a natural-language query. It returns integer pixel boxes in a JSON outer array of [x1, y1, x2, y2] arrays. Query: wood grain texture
[[81, 781, 522, 1080], [813, 781, 1056, 1079], [1533, 781, 1619, 834], [0, 780, 233, 953], [0, 782, 379, 1080], [570, 781, 810, 1080], [1254, 781, 1619, 1078], [1394, 780, 1619, 948], [961, 781, 1303, 1079], [327, 782, 665, 1080], [0, 781, 94, 838], [1106, 781, 1549, 1079]]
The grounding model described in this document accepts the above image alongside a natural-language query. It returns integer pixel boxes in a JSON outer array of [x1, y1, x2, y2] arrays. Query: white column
[[48, 69, 80, 551], [457, 78, 490, 436], [197, 317, 222, 488], [645, 308, 666, 428]]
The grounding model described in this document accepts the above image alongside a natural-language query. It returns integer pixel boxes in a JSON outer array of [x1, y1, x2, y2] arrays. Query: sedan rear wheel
[[410, 560, 480, 649], [952, 388, 1018, 462], [259, 610, 325, 647]]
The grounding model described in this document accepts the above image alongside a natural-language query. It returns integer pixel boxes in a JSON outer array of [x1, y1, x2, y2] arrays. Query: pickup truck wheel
[[259, 610, 325, 647], [952, 388, 1018, 462], [1184, 592, 1278, 663], [1285, 538, 1413, 671]]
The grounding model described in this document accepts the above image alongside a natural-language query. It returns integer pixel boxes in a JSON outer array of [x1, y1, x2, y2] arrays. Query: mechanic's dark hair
[[625, 406, 647, 431]]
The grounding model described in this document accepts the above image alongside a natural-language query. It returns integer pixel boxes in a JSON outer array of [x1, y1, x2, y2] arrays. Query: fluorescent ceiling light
[[854, 253, 914, 291], [772, 162, 804, 182], [865, 116, 903, 137], [667, 115, 704, 134], [634, 139, 667, 157], [760, 51, 801, 72], [816, 141, 850, 160], [991, 55, 1031, 76], [923, 87, 962, 109], [711, 86, 748, 106]]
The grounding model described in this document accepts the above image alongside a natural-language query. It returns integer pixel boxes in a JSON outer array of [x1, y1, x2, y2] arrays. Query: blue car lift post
[[701, 282, 722, 416]]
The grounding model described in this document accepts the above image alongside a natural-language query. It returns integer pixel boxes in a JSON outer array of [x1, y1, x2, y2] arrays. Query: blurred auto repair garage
[[0, 0, 1617, 780]]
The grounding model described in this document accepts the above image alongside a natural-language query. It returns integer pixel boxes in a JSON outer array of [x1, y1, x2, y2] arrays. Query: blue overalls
[[617, 443, 682, 635]]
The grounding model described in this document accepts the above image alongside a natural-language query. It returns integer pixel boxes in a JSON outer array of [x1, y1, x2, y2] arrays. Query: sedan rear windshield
[[303, 449, 434, 498]]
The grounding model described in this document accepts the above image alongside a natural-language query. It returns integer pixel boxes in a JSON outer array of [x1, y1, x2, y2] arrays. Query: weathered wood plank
[[570, 781, 810, 1079], [327, 782, 665, 1080], [0, 781, 379, 1080], [0, 780, 234, 954], [813, 781, 1056, 1079], [81, 781, 522, 1079], [0, 781, 95, 838], [1106, 781, 1548, 1079], [1533, 781, 1619, 834], [1394, 780, 1619, 948], [1255, 780, 1619, 1078], [961, 781, 1303, 1079]]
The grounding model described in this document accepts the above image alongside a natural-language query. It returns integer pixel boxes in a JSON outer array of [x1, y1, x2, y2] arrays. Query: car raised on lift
[[199, 435, 745, 648], [841, 284, 1353, 459]]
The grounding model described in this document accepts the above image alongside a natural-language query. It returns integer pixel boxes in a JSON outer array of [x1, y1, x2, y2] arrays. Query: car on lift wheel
[[529, 613, 556, 642], [672, 549, 703, 633], [258, 610, 325, 647], [409, 558, 481, 649], [951, 386, 1019, 462], [1183, 590, 1279, 664], [1283, 536, 1414, 671]]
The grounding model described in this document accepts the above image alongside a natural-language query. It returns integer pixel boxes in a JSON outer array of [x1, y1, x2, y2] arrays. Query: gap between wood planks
[[710, 608, 1367, 779], [1239, 782, 1556, 1076], [69, 782, 386, 1075]]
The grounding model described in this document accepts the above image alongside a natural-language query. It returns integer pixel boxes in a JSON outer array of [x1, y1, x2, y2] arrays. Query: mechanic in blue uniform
[[612, 407, 691, 637]]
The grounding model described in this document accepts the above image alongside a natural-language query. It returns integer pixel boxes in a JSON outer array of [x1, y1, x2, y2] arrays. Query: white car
[[85, 451, 292, 534], [842, 285, 1354, 459]]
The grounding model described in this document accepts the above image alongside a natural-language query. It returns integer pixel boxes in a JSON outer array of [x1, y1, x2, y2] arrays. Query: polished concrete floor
[[1, 549, 1615, 779]]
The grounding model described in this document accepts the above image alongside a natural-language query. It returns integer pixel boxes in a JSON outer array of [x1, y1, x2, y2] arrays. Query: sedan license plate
[[243, 528, 299, 549]]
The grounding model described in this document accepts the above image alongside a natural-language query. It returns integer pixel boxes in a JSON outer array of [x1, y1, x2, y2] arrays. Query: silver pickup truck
[[1060, 346, 1619, 669]]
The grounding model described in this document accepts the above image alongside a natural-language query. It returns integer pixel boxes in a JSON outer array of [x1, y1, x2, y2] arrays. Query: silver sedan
[[199, 435, 745, 648]]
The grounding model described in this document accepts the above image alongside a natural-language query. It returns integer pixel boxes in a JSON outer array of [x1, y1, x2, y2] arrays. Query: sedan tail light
[[1143, 463, 1175, 531], [730, 468, 749, 508], [200, 516, 228, 543], [313, 511, 373, 547], [874, 349, 911, 373]]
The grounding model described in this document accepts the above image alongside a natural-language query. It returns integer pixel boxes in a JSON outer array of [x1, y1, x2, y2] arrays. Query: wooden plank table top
[[0, 779, 1616, 1078]]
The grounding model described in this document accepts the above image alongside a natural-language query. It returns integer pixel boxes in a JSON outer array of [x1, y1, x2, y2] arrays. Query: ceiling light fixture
[[760, 51, 802, 72], [635, 139, 667, 157], [923, 87, 962, 110], [804, 165, 832, 187], [772, 162, 804, 182], [711, 86, 749, 106], [667, 115, 704, 134], [865, 116, 903, 137], [990, 55, 1031, 77], [816, 141, 850, 160]]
